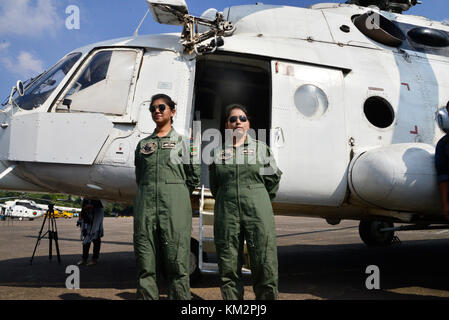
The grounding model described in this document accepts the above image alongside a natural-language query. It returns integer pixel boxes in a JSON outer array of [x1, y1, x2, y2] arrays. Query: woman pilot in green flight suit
[[209, 104, 282, 300], [133, 93, 200, 300]]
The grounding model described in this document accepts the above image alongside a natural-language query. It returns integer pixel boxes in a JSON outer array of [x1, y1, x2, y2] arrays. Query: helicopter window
[[407, 27, 449, 48], [14, 52, 82, 110], [59, 49, 138, 115], [14, 202, 38, 210], [363, 96, 395, 129], [1, 73, 43, 108], [69, 51, 112, 93], [294, 84, 328, 119]]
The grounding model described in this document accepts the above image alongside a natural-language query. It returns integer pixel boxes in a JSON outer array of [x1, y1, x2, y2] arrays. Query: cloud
[[442, 20, 449, 26], [0, 0, 63, 37], [1, 51, 44, 79], [0, 41, 10, 51]]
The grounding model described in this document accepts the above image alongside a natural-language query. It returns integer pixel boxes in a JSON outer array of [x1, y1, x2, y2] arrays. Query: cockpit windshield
[[14, 52, 82, 110], [1, 73, 45, 109]]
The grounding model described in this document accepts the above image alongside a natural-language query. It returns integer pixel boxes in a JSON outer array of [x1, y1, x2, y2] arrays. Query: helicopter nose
[[0, 111, 46, 192], [0, 159, 45, 192], [0, 111, 13, 185]]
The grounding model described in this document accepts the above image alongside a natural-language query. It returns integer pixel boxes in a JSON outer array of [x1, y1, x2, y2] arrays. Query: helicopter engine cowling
[[348, 143, 441, 215]]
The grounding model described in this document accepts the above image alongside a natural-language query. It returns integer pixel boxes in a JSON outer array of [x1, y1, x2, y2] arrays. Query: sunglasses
[[149, 104, 167, 113], [228, 115, 248, 123]]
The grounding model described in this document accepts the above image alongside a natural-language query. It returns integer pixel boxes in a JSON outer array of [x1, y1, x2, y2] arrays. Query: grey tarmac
[[0, 216, 448, 300]]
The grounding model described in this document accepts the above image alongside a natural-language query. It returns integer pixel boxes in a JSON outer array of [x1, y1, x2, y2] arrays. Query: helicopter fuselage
[[1, 3, 448, 225]]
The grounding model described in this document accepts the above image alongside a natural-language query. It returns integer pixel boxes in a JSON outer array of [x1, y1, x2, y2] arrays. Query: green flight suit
[[134, 127, 200, 300], [209, 135, 282, 300]]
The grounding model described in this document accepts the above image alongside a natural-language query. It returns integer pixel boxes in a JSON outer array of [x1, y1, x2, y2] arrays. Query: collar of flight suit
[[225, 133, 256, 148], [149, 126, 177, 140]]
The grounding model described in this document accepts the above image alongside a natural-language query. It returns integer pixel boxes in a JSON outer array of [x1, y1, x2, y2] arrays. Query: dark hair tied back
[[151, 93, 176, 124], [151, 94, 176, 110], [224, 104, 250, 122]]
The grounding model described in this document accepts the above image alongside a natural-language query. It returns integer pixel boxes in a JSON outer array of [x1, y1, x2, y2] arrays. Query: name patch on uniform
[[141, 142, 157, 155], [221, 149, 234, 160], [242, 148, 255, 155], [162, 142, 176, 149]]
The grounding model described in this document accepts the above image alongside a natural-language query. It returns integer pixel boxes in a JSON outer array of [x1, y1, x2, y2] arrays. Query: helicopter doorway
[[193, 54, 271, 187]]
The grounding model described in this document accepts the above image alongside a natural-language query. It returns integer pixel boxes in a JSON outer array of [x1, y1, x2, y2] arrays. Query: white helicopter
[[0, 0, 448, 254], [0, 197, 81, 220], [1, 199, 46, 221]]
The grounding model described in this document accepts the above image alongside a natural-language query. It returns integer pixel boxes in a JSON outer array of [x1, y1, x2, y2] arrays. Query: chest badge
[[221, 149, 234, 160], [141, 142, 157, 155], [162, 142, 176, 149], [242, 148, 255, 155]]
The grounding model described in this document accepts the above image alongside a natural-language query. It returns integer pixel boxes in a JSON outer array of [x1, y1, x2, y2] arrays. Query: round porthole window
[[294, 84, 328, 118], [363, 96, 395, 128]]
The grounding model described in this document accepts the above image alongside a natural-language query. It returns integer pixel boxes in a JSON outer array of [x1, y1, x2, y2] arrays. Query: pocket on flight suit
[[165, 179, 184, 184], [215, 231, 245, 277], [163, 231, 189, 276], [246, 230, 277, 280], [165, 179, 190, 203], [133, 188, 146, 236], [248, 184, 265, 190]]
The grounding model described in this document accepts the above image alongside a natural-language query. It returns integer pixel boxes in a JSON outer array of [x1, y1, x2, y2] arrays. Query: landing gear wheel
[[189, 238, 205, 284], [359, 220, 394, 247]]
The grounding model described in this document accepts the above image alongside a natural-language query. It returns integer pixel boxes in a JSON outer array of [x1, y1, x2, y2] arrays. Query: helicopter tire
[[359, 220, 394, 247], [189, 238, 206, 284]]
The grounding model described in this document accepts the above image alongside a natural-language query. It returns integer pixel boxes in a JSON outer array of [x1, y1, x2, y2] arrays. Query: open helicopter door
[[270, 61, 350, 206]]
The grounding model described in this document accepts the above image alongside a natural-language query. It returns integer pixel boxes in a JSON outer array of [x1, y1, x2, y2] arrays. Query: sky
[[0, 0, 447, 98]]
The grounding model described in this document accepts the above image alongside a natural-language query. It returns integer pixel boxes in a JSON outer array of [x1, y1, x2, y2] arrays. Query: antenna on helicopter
[[345, 0, 422, 13], [133, 8, 151, 37]]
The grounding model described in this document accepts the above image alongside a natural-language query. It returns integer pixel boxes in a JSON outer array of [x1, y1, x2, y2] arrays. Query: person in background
[[76, 199, 104, 266], [435, 101, 449, 222]]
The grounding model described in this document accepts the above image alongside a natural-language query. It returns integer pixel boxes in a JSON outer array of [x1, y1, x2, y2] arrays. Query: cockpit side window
[[71, 51, 112, 93], [56, 48, 140, 116], [14, 52, 82, 110]]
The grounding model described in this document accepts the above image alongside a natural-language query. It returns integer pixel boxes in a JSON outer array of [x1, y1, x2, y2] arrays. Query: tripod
[[30, 203, 61, 265]]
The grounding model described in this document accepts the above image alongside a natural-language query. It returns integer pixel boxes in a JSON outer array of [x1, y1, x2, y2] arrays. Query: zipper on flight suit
[[155, 138, 159, 224], [236, 146, 242, 219]]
